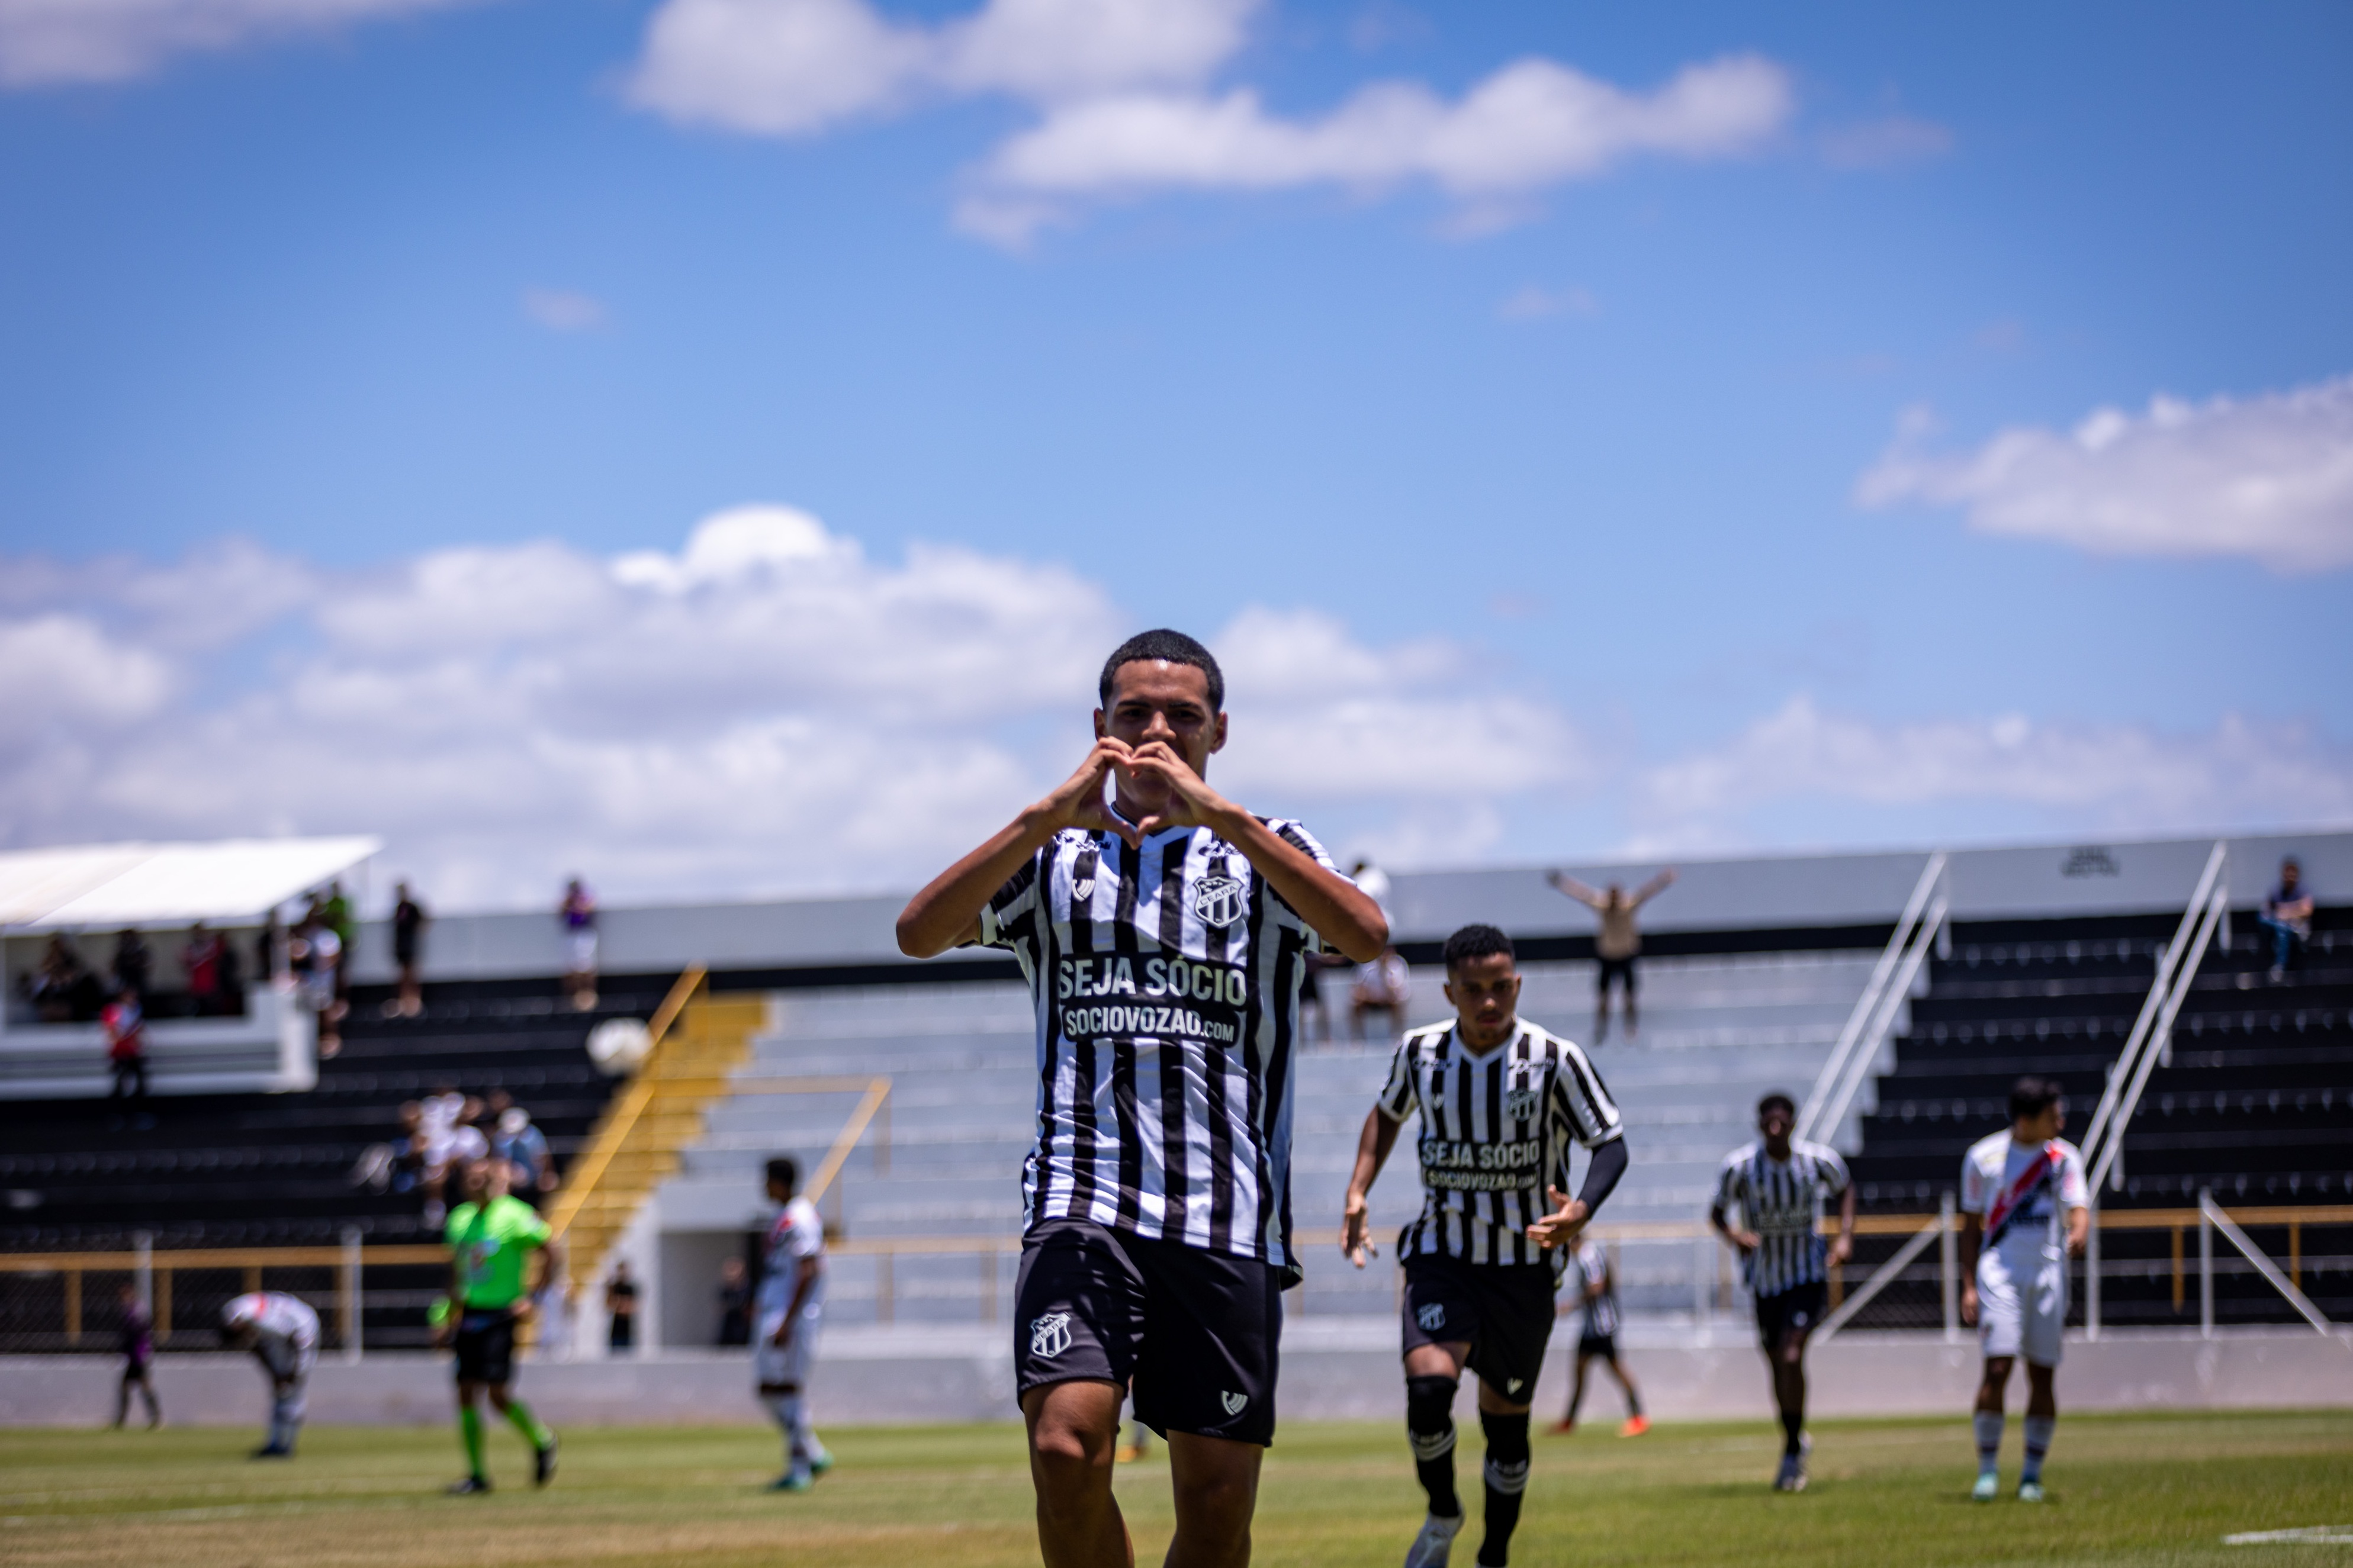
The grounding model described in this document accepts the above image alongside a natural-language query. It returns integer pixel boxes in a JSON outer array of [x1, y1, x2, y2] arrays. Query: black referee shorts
[[1014, 1217, 1282, 1446], [1401, 1253, 1558, 1402], [1753, 1279, 1827, 1347], [452, 1309, 517, 1385]]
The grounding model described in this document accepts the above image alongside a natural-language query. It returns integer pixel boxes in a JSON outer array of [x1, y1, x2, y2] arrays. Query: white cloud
[[1635, 694, 2353, 843], [0, 516, 1590, 906], [957, 53, 1791, 242], [625, 0, 1254, 136], [1857, 375, 2353, 574], [0, 0, 479, 87]]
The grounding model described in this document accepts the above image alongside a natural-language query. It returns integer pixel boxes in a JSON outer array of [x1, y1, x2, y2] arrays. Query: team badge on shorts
[[1190, 875, 1246, 929], [1030, 1312, 1072, 1358], [1417, 1303, 1446, 1332], [1221, 1391, 1249, 1414], [1505, 1086, 1539, 1121]]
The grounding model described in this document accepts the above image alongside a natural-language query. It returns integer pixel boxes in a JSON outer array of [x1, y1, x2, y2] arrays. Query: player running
[[755, 1155, 832, 1490], [1551, 1238, 1646, 1438], [898, 629, 1388, 1568], [1708, 1092, 1854, 1493], [1960, 1076, 2090, 1503], [220, 1290, 317, 1458], [435, 1153, 561, 1494], [1343, 923, 1630, 1568], [114, 1281, 161, 1429]]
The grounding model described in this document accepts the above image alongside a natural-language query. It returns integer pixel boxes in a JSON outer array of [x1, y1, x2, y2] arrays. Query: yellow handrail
[[543, 965, 706, 1247], [803, 1078, 891, 1206]]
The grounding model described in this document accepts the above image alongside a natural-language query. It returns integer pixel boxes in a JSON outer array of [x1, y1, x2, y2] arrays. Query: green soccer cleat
[[1972, 1473, 2000, 1502], [2018, 1480, 2046, 1503], [808, 1447, 834, 1477], [769, 1472, 814, 1493]]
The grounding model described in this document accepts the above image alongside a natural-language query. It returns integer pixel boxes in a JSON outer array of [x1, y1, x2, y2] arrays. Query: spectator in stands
[[261, 912, 287, 984], [182, 923, 227, 1018], [560, 878, 599, 1012], [605, 1262, 639, 1353], [2262, 858, 2315, 981], [104, 983, 148, 1097], [388, 881, 429, 1019], [27, 935, 102, 1022], [1548, 866, 1679, 1044], [290, 914, 343, 1058], [419, 1084, 484, 1229], [493, 1101, 553, 1207], [716, 1257, 753, 1347], [112, 929, 152, 1004], [320, 883, 356, 1013], [1351, 946, 1412, 1042], [215, 931, 244, 1016]]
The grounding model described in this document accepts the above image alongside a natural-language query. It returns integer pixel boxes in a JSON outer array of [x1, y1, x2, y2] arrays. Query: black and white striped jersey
[[1377, 1019, 1624, 1276], [1711, 1139, 1850, 1299], [976, 820, 1336, 1278]]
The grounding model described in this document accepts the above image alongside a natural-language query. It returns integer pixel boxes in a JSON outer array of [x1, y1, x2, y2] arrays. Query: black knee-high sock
[[1406, 1374, 1460, 1518], [1478, 1409, 1531, 1567], [1781, 1406, 1805, 1456]]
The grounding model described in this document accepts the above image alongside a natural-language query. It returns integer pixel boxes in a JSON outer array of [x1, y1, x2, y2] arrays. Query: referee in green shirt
[[435, 1153, 562, 1493]]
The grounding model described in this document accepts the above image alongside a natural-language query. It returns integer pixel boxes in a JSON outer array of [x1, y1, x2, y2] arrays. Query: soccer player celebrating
[[1960, 1076, 2090, 1502], [220, 1290, 317, 1458], [755, 1155, 832, 1491], [434, 1153, 561, 1493], [898, 629, 1387, 1568], [1342, 923, 1630, 1568], [1708, 1092, 1855, 1493]]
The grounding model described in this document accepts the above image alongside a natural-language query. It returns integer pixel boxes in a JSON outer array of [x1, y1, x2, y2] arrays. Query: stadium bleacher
[[1844, 907, 2351, 1328]]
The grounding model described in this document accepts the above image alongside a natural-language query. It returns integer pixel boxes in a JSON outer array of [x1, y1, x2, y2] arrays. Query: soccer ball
[[587, 1018, 652, 1076]]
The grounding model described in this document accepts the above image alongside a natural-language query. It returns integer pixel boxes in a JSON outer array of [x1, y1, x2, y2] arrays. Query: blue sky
[[1, 0, 2348, 909]]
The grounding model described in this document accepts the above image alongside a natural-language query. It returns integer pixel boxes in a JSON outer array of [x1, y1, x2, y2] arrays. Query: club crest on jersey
[[1221, 1390, 1249, 1415], [1505, 1086, 1539, 1121], [1416, 1303, 1446, 1332], [1072, 876, 1095, 902], [1190, 875, 1246, 929], [1030, 1312, 1072, 1358]]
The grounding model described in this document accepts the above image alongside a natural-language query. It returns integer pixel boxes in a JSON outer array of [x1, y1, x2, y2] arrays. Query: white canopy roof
[[0, 837, 381, 930]]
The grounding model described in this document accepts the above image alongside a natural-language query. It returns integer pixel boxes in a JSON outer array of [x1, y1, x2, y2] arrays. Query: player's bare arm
[[2064, 1202, 2091, 1258], [1957, 1211, 1982, 1324], [1546, 871, 1604, 909], [773, 1254, 821, 1348], [1342, 1105, 1404, 1267], [1122, 739, 1387, 962], [896, 738, 1135, 957], [1711, 1200, 1760, 1255], [1631, 868, 1679, 907], [1826, 1181, 1859, 1268]]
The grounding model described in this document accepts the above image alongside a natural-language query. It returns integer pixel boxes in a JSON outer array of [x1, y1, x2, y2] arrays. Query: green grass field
[[4, 1412, 2349, 1568]]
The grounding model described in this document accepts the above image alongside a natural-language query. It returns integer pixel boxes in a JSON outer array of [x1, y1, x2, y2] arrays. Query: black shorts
[[1596, 956, 1638, 993], [1014, 1218, 1282, 1446], [1753, 1280, 1827, 1347], [1576, 1332, 1618, 1360], [1400, 1254, 1558, 1402], [453, 1309, 517, 1384]]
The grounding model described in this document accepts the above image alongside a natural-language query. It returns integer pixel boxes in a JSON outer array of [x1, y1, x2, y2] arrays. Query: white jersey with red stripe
[[1960, 1134, 2088, 1263]]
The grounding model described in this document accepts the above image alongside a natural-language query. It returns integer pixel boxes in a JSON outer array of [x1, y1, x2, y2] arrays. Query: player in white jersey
[[754, 1155, 831, 1491], [1344, 924, 1630, 1568], [1709, 1093, 1854, 1492], [220, 1291, 319, 1458], [1960, 1076, 2089, 1502], [899, 630, 1388, 1568]]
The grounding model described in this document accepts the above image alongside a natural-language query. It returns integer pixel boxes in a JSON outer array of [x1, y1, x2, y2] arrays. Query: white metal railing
[[1796, 852, 1948, 1150], [2197, 1190, 2347, 1346]]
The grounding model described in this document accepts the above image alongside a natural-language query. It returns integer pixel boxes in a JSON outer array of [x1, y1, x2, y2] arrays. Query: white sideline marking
[[2225, 1526, 2353, 1545]]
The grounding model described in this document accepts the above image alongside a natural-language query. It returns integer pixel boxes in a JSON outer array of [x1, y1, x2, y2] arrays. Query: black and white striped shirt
[[1377, 1019, 1624, 1276], [977, 820, 1335, 1277], [1711, 1139, 1850, 1299]]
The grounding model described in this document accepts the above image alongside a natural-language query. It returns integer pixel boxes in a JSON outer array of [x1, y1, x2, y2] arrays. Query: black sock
[[1625, 1386, 1643, 1418], [1405, 1374, 1460, 1519], [1477, 1409, 1531, 1567], [1782, 1406, 1804, 1457]]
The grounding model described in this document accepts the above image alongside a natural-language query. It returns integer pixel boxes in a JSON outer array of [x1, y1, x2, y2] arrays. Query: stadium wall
[[4, 1326, 2350, 1428]]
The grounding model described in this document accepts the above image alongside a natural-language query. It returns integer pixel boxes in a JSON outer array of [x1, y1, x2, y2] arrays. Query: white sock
[[793, 1399, 824, 1460], [1973, 1412, 2004, 1476], [766, 1394, 806, 1469], [2021, 1416, 2054, 1482]]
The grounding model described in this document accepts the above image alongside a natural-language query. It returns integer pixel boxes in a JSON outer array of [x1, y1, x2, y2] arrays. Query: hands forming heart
[[1046, 738, 1230, 849]]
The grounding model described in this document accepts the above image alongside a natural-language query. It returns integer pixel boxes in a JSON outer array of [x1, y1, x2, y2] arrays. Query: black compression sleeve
[[1575, 1136, 1629, 1215]]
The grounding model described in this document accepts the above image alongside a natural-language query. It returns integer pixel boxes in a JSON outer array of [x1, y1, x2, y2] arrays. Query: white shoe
[[1404, 1512, 1462, 1568]]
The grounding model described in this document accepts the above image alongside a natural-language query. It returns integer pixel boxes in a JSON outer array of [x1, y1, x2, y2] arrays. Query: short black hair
[[1442, 924, 1515, 970], [1757, 1091, 1796, 1119], [765, 1156, 799, 1192], [2008, 1076, 2064, 1122], [1100, 630, 1223, 713]]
